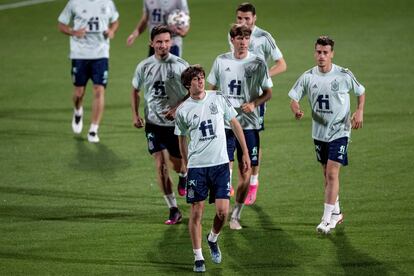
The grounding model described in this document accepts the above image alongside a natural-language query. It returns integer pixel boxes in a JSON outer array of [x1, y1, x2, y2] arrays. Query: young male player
[[130, 26, 189, 225], [208, 24, 272, 230], [230, 2, 287, 204], [58, 0, 119, 143], [175, 65, 250, 272], [288, 36, 365, 234]]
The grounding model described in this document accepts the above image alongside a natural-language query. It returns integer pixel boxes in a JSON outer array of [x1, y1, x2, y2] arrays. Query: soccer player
[[58, 0, 119, 143], [175, 65, 250, 272], [229, 2, 287, 205], [208, 24, 273, 230], [130, 25, 189, 225], [288, 36, 365, 234], [126, 0, 190, 57]]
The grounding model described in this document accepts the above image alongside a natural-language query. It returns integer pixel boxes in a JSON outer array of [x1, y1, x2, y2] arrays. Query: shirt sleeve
[[179, 0, 189, 14], [218, 93, 238, 122], [288, 73, 306, 102], [258, 60, 273, 89], [207, 57, 219, 87], [174, 109, 188, 136], [132, 63, 143, 90], [109, 0, 120, 22], [346, 69, 365, 96], [58, 1, 73, 25]]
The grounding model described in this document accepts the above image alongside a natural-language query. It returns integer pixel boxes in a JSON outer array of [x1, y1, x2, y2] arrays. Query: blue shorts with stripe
[[314, 137, 349, 166], [186, 163, 231, 204], [226, 129, 260, 166], [71, 58, 108, 87], [145, 123, 181, 158]]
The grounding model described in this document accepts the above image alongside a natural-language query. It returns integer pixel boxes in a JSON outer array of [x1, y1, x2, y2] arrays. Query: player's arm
[[230, 118, 251, 173], [178, 135, 189, 170], [58, 22, 86, 38], [131, 88, 145, 128], [104, 20, 119, 39], [269, 57, 287, 77], [241, 87, 272, 113], [351, 93, 365, 129], [290, 99, 304, 120], [164, 94, 190, 121], [126, 11, 149, 46]]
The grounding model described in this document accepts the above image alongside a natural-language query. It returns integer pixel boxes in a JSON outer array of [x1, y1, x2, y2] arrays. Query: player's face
[[151, 32, 172, 58], [236, 11, 256, 29], [314, 44, 334, 70], [189, 73, 205, 96], [231, 35, 250, 55]]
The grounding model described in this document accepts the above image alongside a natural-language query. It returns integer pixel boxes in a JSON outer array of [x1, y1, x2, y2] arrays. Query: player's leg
[[225, 129, 236, 196], [71, 59, 88, 134], [189, 201, 206, 272], [166, 129, 187, 196], [88, 58, 109, 143]]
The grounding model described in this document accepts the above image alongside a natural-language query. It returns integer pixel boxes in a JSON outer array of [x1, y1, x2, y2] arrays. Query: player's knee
[[216, 210, 228, 221]]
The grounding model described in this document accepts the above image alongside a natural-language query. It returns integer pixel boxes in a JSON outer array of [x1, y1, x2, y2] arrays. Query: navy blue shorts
[[314, 137, 349, 166], [71, 58, 108, 87], [226, 129, 260, 166], [145, 123, 181, 158], [258, 103, 266, 131], [186, 163, 231, 204], [148, 45, 180, 57]]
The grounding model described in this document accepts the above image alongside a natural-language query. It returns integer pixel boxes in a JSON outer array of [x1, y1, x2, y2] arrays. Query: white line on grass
[[0, 0, 56, 11]]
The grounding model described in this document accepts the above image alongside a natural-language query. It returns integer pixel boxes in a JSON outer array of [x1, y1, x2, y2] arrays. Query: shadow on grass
[[69, 136, 131, 174], [223, 204, 302, 274], [328, 228, 405, 275]]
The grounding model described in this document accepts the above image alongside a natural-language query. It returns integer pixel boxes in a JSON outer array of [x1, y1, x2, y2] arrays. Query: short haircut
[[181, 65, 205, 90], [150, 25, 172, 41], [229, 24, 252, 39], [236, 2, 256, 15], [315, 36, 335, 50]]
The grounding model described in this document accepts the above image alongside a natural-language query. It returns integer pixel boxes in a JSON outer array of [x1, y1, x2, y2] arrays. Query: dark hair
[[150, 25, 172, 41], [229, 24, 252, 39], [236, 2, 256, 15], [315, 36, 335, 50], [181, 65, 205, 90]]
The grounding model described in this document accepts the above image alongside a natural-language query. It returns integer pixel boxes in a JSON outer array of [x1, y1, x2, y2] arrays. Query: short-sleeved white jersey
[[228, 26, 283, 62], [175, 91, 238, 168], [207, 52, 273, 130], [144, 0, 189, 48], [58, 0, 119, 59], [132, 54, 189, 127], [288, 64, 365, 142]]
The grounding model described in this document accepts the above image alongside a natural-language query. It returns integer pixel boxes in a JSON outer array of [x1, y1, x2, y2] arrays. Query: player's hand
[[72, 28, 86, 38], [163, 107, 177, 121], [104, 29, 115, 39], [133, 116, 145, 128], [241, 153, 251, 173], [294, 110, 304, 120], [241, 102, 255, 113], [126, 31, 138, 46], [351, 109, 363, 129]]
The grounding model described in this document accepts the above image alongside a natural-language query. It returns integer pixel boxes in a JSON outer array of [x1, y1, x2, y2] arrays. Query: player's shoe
[[87, 132, 100, 143], [193, 260, 206, 272], [206, 234, 221, 264], [177, 176, 187, 196], [330, 213, 344, 229], [229, 217, 242, 230], [316, 221, 331, 234], [244, 183, 258, 205], [230, 185, 234, 197], [164, 207, 182, 225], [72, 113, 83, 134]]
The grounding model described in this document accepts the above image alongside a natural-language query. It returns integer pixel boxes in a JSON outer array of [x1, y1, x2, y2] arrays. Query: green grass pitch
[[0, 0, 413, 274]]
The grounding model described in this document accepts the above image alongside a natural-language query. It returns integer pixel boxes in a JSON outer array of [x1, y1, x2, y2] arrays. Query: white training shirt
[[58, 0, 119, 59], [132, 54, 189, 127], [144, 0, 189, 49], [288, 64, 365, 142], [207, 52, 273, 130], [175, 91, 238, 168]]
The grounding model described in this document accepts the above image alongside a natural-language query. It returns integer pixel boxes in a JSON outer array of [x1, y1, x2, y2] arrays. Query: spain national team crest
[[209, 102, 218, 115], [167, 70, 174, 79], [244, 66, 253, 78], [331, 79, 339, 92]]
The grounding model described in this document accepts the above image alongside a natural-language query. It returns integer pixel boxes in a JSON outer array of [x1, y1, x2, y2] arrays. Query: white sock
[[74, 106, 83, 116], [334, 196, 341, 214], [229, 168, 233, 185], [231, 202, 244, 220], [208, 229, 219, 243], [89, 123, 99, 133], [193, 248, 204, 261], [178, 172, 187, 178], [322, 203, 335, 223], [163, 193, 177, 208], [250, 174, 259, 186]]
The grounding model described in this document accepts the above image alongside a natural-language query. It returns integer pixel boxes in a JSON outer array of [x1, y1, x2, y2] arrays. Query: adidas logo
[[225, 67, 231, 72], [313, 84, 318, 89], [193, 114, 199, 119], [338, 155, 343, 160]]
